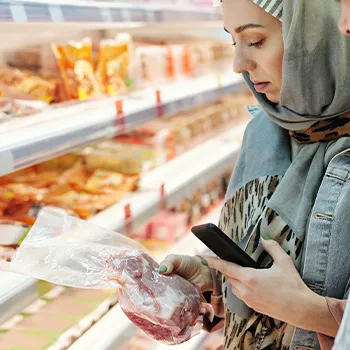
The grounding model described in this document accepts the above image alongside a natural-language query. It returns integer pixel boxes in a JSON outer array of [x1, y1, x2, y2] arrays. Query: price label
[[156, 89, 164, 118], [115, 99, 126, 133], [124, 204, 132, 234], [160, 183, 167, 210]]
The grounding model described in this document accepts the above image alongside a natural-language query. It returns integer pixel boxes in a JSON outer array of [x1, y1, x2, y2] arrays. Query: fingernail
[[159, 266, 167, 273], [201, 259, 209, 267], [262, 234, 271, 240]]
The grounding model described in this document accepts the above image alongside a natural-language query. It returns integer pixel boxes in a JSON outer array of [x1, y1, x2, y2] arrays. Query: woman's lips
[[253, 82, 270, 93]]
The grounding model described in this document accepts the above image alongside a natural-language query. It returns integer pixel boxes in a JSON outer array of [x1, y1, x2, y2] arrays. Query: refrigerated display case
[[0, 2, 250, 349]]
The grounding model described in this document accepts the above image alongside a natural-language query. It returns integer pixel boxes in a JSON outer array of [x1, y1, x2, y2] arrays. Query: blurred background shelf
[[0, 122, 244, 324], [0, 71, 243, 176], [0, 0, 221, 25]]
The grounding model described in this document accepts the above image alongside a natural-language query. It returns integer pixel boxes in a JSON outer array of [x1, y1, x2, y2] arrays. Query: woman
[[160, 1, 350, 349]]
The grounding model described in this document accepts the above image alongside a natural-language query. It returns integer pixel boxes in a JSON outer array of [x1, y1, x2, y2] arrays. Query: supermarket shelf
[[90, 122, 245, 232], [0, 0, 221, 25], [0, 123, 244, 327], [68, 204, 223, 350], [0, 273, 37, 325], [0, 71, 243, 176]]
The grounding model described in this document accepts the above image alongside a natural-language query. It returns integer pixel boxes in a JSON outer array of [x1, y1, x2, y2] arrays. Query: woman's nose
[[233, 50, 255, 74], [339, 1, 350, 36]]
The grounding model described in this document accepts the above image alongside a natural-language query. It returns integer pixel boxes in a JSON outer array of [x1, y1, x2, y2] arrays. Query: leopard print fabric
[[218, 176, 303, 350], [289, 115, 350, 143]]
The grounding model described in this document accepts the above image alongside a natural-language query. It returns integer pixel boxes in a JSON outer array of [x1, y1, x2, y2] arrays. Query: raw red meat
[[108, 251, 203, 345]]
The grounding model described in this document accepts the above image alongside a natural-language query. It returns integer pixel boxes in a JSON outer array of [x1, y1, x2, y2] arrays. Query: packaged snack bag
[[52, 38, 102, 100], [96, 33, 132, 95]]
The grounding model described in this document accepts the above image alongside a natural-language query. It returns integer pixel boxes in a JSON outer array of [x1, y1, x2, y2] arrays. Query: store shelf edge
[[0, 0, 222, 24], [0, 74, 244, 177]]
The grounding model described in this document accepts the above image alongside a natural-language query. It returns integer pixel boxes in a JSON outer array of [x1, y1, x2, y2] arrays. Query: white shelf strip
[[0, 71, 243, 176], [1, 0, 221, 24]]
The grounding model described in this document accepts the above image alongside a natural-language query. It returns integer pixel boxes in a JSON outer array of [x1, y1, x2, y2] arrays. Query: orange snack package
[[96, 34, 132, 95], [52, 38, 102, 100]]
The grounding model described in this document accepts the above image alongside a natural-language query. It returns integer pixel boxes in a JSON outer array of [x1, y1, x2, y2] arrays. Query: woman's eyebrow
[[234, 23, 264, 33]]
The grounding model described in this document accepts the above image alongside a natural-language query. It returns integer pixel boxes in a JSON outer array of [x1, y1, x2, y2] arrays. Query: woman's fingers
[[205, 257, 247, 281], [158, 254, 183, 275]]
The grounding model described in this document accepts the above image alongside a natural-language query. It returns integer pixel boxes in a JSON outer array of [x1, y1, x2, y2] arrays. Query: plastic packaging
[[96, 33, 132, 95], [1, 207, 212, 345], [52, 38, 102, 100]]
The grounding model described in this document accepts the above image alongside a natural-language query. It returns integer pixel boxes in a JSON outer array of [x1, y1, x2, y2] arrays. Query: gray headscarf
[[224, 0, 350, 317], [246, 0, 350, 131]]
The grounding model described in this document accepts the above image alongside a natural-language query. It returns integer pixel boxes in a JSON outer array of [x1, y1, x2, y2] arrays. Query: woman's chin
[[265, 92, 280, 104]]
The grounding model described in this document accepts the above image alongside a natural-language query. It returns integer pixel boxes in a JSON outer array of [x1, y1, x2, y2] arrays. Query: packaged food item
[[134, 45, 168, 84], [52, 38, 102, 100], [85, 170, 139, 194], [0, 67, 55, 102], [58, 161, 89, 190], [83, 142, 164, 175], [35, 153, 81, 172], [0, 168, 60, 188], [96, 33, 132, 95], [43, 186, 123, 219], [137, 210, 188, 244], [1, 208, 213, 345]]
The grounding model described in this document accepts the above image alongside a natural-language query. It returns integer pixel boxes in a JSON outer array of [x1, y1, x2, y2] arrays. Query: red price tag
[[115, 99, 126, 133], [156, 89, 164, 118], [124, 203, 132, 234], [160, 183, 167, 210]]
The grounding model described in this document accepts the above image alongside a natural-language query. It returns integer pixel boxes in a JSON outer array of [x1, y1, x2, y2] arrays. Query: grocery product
[[96, 33, 133, 95], [112, 251, 205, 345], [52, 38, 103, 100], [83, 141, 166, 175], [134, 210, 188, 244], [2, 207, 213, 345], [0, 67, 55, 102]]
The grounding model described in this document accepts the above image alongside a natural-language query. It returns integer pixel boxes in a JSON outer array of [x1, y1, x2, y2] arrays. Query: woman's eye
[[248, 39, 263, 48], [232, 41, 236, 47]]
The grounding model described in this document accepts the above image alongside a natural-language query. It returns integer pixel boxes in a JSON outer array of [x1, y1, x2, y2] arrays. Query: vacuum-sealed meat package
[[0, 207, 212, 345]]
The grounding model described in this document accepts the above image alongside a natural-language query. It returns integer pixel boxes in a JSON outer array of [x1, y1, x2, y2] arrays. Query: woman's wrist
[[290, 290, 339, 338]]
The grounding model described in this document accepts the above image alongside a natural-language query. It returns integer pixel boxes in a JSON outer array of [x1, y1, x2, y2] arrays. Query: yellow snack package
[[96, 33, 132, 95]]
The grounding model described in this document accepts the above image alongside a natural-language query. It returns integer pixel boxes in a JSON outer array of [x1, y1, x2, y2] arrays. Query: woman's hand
[[205, 237, 339, 337], [159, 255, 213, 293]]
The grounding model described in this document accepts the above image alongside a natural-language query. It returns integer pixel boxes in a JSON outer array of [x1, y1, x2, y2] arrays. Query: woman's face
[[222, 0, 284, 103]]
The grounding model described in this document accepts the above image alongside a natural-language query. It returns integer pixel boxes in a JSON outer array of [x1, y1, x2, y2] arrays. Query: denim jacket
[[290, 148, 350, 350], [222, 106, 350, 349]]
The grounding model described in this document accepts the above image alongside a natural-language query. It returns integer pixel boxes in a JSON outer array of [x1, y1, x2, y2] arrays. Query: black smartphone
[[191, 223, 260, 269]]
